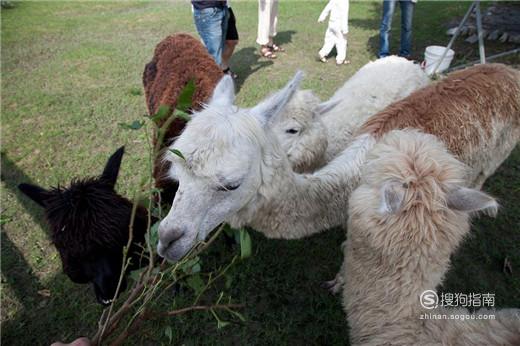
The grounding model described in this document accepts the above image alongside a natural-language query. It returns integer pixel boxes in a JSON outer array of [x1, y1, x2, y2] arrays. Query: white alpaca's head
[[157, 72, 304, 261], [272, 90, 333, 172]]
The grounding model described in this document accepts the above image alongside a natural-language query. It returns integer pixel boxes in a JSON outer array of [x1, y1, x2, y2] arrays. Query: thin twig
[[161, 303, 245, 317]]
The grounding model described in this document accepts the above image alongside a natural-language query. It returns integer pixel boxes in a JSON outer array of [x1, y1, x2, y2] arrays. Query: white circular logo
[[420, 290, 438, 309]]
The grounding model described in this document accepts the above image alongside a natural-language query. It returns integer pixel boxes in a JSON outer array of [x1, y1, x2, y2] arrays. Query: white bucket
[[423, 45, 455, 76]]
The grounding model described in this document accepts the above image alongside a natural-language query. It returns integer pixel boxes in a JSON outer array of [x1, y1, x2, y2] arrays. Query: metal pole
[[431, 1, 476, 75], [475, 0, 486, 64], [448, 48, 519, 72]]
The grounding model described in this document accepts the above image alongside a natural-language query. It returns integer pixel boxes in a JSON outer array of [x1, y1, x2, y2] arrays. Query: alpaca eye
[[285, 128, 299, 134], [217, 183, 240, 192]]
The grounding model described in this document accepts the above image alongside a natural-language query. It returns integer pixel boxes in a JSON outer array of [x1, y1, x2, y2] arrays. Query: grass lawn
[[1, 1, 519, 345]]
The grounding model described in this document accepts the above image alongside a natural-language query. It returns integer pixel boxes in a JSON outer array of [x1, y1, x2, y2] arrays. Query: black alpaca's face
[[18, 147, 147, 306], [60, 249, 129, 305]]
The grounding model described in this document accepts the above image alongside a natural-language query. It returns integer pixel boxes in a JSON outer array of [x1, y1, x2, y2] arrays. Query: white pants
[[257, 0, 278, 45], [319, 26, 347, 63]]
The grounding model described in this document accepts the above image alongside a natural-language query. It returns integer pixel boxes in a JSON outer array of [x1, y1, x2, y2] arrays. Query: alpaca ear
[[18, 183, 50, 207], [314, 99, 341, 116], [251, 71, 304, 127], [447, 187, 498, 216], [209, 75, 235, 107], [379, 182, 405, 214], [101, 146, 125, 188]]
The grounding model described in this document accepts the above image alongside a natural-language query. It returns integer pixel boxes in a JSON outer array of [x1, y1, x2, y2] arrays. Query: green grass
[[1, 1, 519, 345]]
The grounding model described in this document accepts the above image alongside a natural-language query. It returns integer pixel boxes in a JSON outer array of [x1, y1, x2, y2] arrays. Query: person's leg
[[257, 0, 271, 45], [222, 7, 239, 71], [398, 0, 415, 57], [222, 40, 238, 70], [319, 27, 336, 60], [379, 0, 396, 58], [335, 32, 348, 64], [268, 0, 278, 45], [193, 7, 226, 65]]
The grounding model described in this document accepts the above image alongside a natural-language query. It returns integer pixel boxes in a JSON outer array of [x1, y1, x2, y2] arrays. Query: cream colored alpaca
[[273, 56, 430, 172], [342, 129, 520, 346]]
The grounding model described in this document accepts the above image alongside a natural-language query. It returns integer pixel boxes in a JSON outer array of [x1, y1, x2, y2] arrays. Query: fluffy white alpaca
[[157, 72, 374, 261], [342, 129, 520, 345], [157, 64, 519, 262], [273, 56, 430, 172]]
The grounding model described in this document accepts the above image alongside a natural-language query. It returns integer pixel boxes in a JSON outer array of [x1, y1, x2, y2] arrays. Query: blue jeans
[[379, 0, 415, 58], [193, 7, 228, 66]]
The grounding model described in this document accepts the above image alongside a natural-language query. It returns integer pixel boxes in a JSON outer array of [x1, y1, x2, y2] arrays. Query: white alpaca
[[157, 72, 373, 261], [342, 129, 520, 345], [273, 56, 430, 172], [157, 64, 519, 262]]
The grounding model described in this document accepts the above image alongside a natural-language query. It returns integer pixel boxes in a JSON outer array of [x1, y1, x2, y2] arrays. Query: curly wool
[[358, 64, 520, 187], [142, 33, 223, 197], [342, 129, 520, 346]]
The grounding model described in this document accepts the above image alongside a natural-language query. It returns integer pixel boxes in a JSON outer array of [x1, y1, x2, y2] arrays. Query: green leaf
[[176, 79, 196, 113], [224, 273, 233, 289], [169, 148, 186, 161], [146, 222, 160, 249], [129, 267, 146, 283], [118, 120, 144, 130], [217, 320, 230, 329], [150, 105, 171, 124], [239, 228, 252, 259], [175, 109, 191, 122], [180, 256, 201, 275], [229, 310, 246, 322], [185, 274, 204, 295], [164, 325, 173, 343]]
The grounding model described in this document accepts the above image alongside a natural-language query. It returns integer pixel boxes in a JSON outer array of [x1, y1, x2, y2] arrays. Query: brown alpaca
[[358, 64, 520, 188], [342, 129, 520, 345], [142, 33, 223, 198]]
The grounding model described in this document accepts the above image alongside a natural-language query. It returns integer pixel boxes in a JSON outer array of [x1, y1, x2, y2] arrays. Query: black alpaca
[[18, 147, 153, 305]]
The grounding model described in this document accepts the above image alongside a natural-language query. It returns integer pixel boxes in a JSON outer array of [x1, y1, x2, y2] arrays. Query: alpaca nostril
[[158, 225, 185, 250]]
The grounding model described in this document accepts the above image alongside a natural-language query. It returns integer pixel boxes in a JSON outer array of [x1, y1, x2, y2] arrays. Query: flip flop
[[260, 46, 277, 59], [268, 43, 285, 52], [336, 59, 351, 65]]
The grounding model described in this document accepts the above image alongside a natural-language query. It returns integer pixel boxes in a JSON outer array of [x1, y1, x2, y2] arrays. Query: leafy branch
[[91, 82, 252, 345]]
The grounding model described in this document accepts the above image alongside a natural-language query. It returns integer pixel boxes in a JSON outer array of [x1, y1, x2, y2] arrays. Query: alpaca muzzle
[[157, 223, 197, 262]]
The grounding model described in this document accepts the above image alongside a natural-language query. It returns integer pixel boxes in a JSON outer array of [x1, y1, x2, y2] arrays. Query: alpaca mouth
[[101, 298, 114, 306]]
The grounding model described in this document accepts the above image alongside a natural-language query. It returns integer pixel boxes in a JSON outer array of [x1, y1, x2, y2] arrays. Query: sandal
[[268, 43, 285, 52], [260, 46, 277, 59], [336, 59, 351, 65], [223, 67, 238, 79], [318, 54, 327, 63]]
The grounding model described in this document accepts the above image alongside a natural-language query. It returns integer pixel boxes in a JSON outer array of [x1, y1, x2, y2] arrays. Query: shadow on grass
[[274, 30, 296, 46], [1, 152, 49, 235], [231, 31, 296, 91], [232, 46, 273, 92], [1, 152, 47, 308], [1, 152, 100, 344]]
